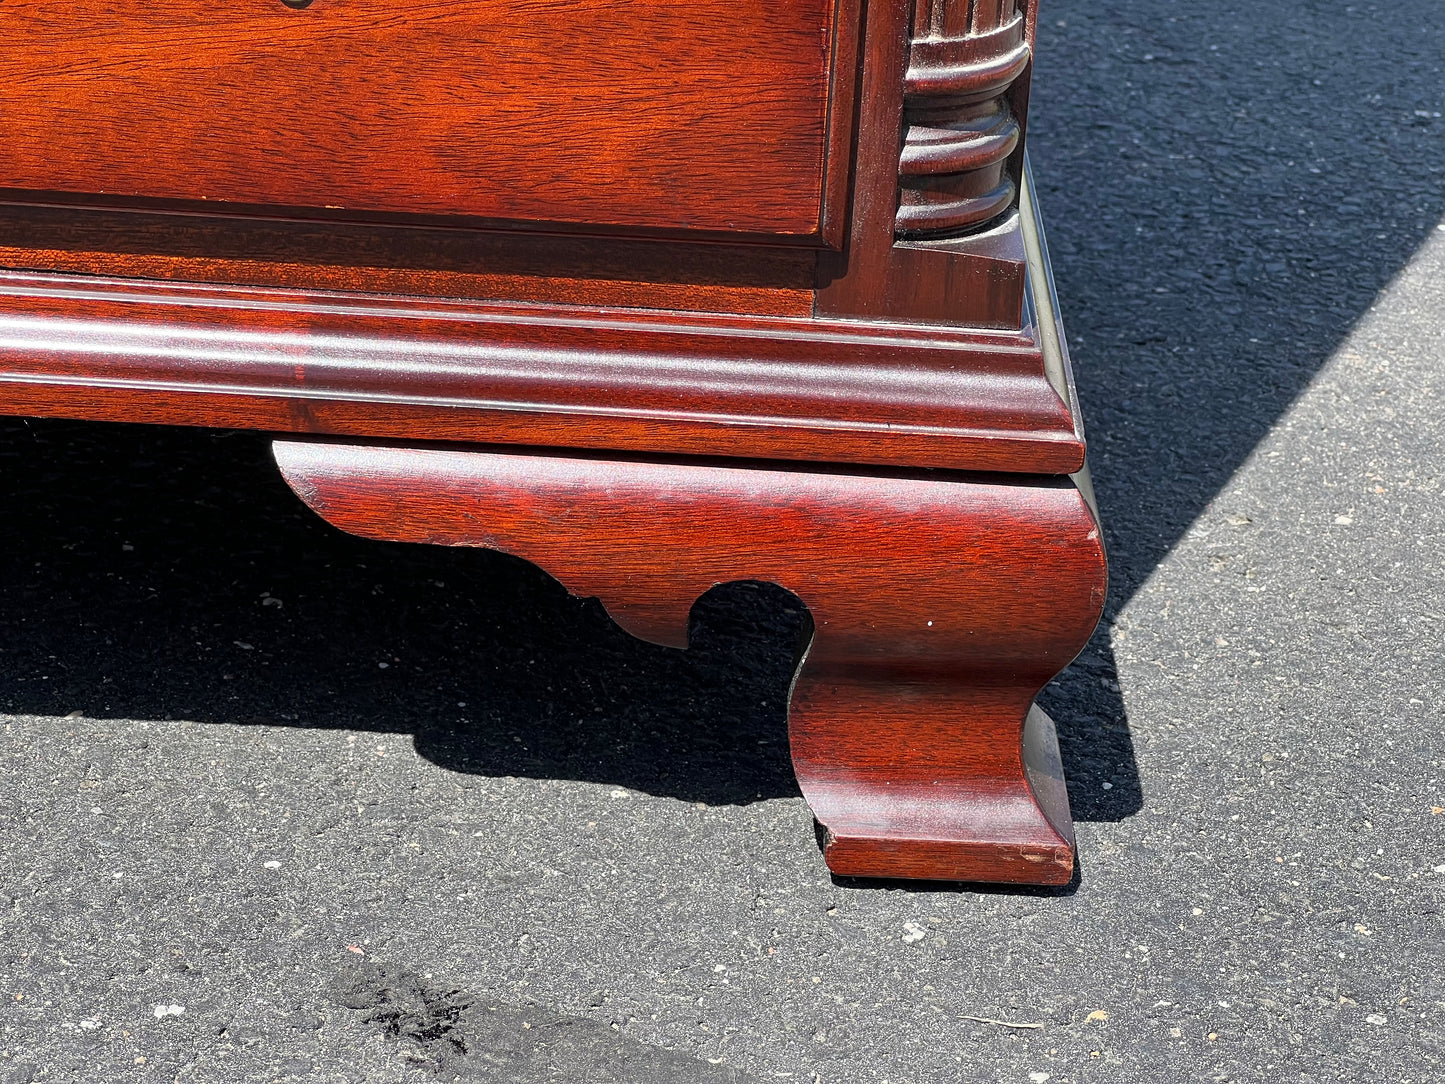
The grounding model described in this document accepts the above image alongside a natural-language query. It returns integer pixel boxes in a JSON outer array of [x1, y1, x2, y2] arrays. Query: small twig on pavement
[[958, 1015, 1043, 1030]]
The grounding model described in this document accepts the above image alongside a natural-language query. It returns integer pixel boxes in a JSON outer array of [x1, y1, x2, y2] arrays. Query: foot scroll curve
[[274, 441, 1106, 885]]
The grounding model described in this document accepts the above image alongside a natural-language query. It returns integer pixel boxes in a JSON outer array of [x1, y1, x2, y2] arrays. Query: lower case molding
[[274, 440, 1106, 885]]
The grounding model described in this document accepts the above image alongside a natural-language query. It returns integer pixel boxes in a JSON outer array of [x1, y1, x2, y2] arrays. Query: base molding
[[275, 439, 1105, 885]]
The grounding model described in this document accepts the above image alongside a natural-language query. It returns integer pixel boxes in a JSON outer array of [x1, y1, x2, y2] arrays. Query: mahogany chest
[[0, 0, 1103, 884]]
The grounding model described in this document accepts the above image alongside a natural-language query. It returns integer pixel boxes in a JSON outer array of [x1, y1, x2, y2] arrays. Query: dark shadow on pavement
[[0, 420, 804, 807]]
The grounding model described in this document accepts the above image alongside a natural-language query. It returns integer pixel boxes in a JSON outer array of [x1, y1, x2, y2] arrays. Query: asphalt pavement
[[2, 0, 1443, 1081]]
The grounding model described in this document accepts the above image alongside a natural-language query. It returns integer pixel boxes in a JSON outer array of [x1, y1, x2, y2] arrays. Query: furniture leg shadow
[[275, 440, 1104, 885]]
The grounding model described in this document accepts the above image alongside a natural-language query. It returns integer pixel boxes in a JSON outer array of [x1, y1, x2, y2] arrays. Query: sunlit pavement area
[[1, 2, 1442, 1081]]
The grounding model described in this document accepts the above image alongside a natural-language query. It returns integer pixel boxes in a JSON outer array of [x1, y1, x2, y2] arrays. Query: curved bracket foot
[[275, 441, 1105, 885]]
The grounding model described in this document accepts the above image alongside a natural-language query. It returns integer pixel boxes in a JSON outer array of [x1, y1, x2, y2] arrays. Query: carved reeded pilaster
[[896, 0, 1031, 239]]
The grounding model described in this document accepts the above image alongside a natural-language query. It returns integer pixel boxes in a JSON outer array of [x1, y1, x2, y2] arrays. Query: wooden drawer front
[[0, 0, 838, 240]]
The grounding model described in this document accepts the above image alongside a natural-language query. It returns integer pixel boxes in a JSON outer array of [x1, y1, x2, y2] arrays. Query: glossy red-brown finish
[[0, 0, 1104, 883], [0, 0, 856, 245], [897, 2, 1029, 238], [274, 442, 1106, 884], [0, 204, 820, 317], [0, 0, 1032, 329], [816, 0, 1037, 327], [0, 271, 1083, 474]]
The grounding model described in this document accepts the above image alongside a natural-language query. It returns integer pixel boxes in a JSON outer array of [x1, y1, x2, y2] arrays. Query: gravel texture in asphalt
[[1, 0, 1443, 1081]]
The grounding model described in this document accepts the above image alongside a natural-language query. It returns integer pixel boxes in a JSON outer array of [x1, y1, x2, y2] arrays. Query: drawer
[[0, 0, 847, 242]]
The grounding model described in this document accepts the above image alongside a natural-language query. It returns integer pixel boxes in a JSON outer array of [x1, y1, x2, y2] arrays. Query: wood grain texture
[[0, 0, 1049, 326], [813, 0, 1037, 326], [0, 270, 1083, 473], [0, 0, 1098, 886], [0, 203, 818, 317], [0, 0, 845, 243], [273, 441, 1106, 883]]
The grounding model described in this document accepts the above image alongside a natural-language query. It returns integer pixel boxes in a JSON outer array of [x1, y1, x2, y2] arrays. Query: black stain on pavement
[[331, 959, 759, 1083]]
